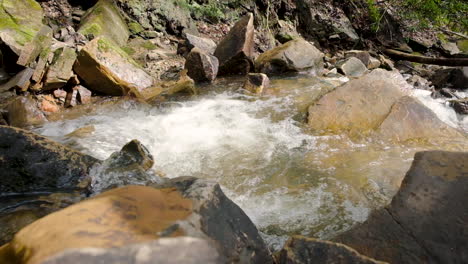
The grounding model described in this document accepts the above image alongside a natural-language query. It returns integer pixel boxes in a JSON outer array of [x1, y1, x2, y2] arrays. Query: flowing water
[[36, 75, 467, 250]]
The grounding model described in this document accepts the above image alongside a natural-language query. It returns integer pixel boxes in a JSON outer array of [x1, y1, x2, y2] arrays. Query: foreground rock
[[243, 73, 270, 94], [333, 151, 468, 263], [0, 178, 273, 264], [255, 39, 324, 76], [278, 236, 386, 264], [0, 125, 99, 193], [214, 13, 255, 75], [74, 37, 158, 99], [43, 237, 220, 264], [185, 48, 219, 83]]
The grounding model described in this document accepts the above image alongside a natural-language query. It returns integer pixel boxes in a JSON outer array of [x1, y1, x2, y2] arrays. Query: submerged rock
[[185, 47, 219, 83], [243, 73, 270, 94], [0, 178, 273, 264], [255, 39, 324, 76], [7, 96, 46, 127], [333, 151, 468, 263], [278, 236, 386, 264], [214, 13, 255, 75]]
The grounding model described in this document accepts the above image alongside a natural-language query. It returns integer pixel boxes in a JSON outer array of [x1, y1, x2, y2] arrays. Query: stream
[[35, 75, 467, 250]]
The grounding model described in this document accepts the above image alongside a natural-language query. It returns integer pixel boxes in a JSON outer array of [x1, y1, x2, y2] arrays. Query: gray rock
[[43, 47, 77, 90], [185, 48, 219, 83], [178, 33, 217, 57], [338, 57, 368, 77], [345, 50, 371, 66]]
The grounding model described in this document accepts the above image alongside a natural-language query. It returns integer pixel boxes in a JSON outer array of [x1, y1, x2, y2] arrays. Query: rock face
[[78, 0, 129, 47], [0, 125, 99, 193], [0, 0, 44, 55], [278, 236, 386, 264], [42, 237, 221, 264], [43, 47, 77, 90], [308, 69, 409, 136], [6, 96, 46, 127], [255, 39, 324, 76], [177, 33, 217, 57], [333, 151, 468, 264], [185, 48, 219, 83], [214, 13, 255, 75], [243, 73, 270, 94], [338, 57, 368, 77], [0, 177, 273, 264], [73, 37, 157, 99]]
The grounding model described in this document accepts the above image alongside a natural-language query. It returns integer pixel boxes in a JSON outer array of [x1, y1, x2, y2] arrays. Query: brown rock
[[40, 95, 60, 113], [7, 96, 47, 127], [185, 47, 219, 83], [0, 68, 34, 92], [43, 47, 77, 90], [243, 73, 270, 94], [53, 89, 67, 103], [214, 13, 254, 75], [65, 88, 77, 107]]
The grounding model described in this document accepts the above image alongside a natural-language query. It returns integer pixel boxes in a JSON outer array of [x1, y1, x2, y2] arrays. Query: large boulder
[[277, 236, 386, 264], [214, 13, 255, 75], [73, 37, 158, 99], [307, 69, 409, 136], [0, 0, 44, 55], [78, 0, 129, 47], [185, 47, 219, 83], [0, 177, 273, 264], [255, 39, 324, 76], [333, 151, 468, 263], [0, 125, 99, 193]]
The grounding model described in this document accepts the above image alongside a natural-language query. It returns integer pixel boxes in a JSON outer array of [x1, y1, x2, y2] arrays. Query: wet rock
[[161, 70, 196, 96], [65, 88, 77, 107], [16, 25, 53, 67], [0, 125, 99, 193], [78, 0, 129, 47], [0, 178, 273, 264], [308, 69, 409, 136], [255, 39, 324, 76], [6, 96, 46, 127], [338, 57, 368, 77], [43, 237, 221, 264], [214, 13, 255, 75], [376, 96, 466, 143], [43, 47, 77, 90], [107, 139, 154, 171], [0, 0, 44, 56], [278, 236, 386, 264], [177, 33, 217, 57], [73, 37, 157, 99], [185, 48, 219, 83], [0, 68, 34, 92], [430, 67, 468, 89], [449, 98, 468, 115], [334, 151, 468, 264], [243, 73, 270, 94]]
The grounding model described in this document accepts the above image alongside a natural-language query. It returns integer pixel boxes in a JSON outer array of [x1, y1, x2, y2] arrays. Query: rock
[[278, 236, 386, 264], [449, 98, 468, 115], [243, 73, 270, 94], [73, 37, 157, 99], [40, 95, 59, 113], [177, 33, 217, 57], [31, 47, 52, 83], [0, 0, 44, 55], [0, 125, 99, 193], [338, 57, 368, 77], [76, 85, 92, 104], [6, 96, 47, 127], [376, 96, 466, 142], [16, 25, 53, 67], [184, 48, 219, 83], [42, 237, 221, 264], [65, 88, 77, 107], [43, 47, 77, 90], [161, 70, 196, 96], [78, 0, 129, 47], [255, 39, 324, 76], [378, 55, 395, 70], [214, 13, 255, 75], [53, 89, 67, 103], [107, 139, 154, 171], [333, 151, 468, 264], [345, 50, 371, 67], [0, 68, 34, 92], [0, 177, 273, 264], [367, 56, 381, 70], [430, 67, 467, 89], [440, 41, 461, 55]]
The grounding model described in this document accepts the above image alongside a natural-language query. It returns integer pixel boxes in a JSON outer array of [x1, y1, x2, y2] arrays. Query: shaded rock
[[64, 88, 77, 108], [0, 0, 44, 55], [177, 33, 217, 57], [214, 13, 254, 75], [243, 73, 270, 94], [0, 178, 273, 264], [334, 151, 468, 264], [278, 236, 386, 264], [185, 47, 219, 83], [0, 125, 99, 193], [376, 96, 466, 142], [6, 96, 46, 127], [345, 50, 371, 67], [255, 39, 324, 76], [16, 25, 53, 67], [449, 98, 468, 115], [73, 37, 157, 99], [430, 67, 468, 89], [338, 57, 368, 77], [43, 47, 77, 90], [0, 68, 34, 92], [78, 0, 129, 47], [43, 237, 220, 264], [308, 69, 409, 136]]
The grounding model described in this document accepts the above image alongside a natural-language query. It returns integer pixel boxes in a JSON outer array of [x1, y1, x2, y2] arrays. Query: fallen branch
[[384, 49, 468, 66], [442, 29, 468, 39]]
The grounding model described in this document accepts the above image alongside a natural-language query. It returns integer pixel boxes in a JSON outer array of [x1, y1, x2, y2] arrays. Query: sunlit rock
[[6, 96, 47, 127], [43, 47, 77, 90], [255, 38, 324, 76], [243, 73, 270, 94]]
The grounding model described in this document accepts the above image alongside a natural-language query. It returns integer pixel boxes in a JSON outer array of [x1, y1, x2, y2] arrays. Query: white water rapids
[[36, 76, 467, 250]]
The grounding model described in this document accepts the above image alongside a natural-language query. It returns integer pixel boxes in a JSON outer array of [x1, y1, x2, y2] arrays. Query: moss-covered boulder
[[78, 0, 129, 47], [73, 37, 158, 99], [0, 0, 44, 55]]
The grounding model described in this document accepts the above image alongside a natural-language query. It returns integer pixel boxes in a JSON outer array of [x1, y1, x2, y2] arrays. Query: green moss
[[121, 46, 136, 55], [457, 40, 468, 53], [97, 37, 141, 68], [128, 22, 144, 34], [141, 41, 157, 50], [79, 23, 102, 37]]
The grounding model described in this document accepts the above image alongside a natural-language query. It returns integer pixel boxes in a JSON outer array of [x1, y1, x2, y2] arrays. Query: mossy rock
[[457, 39, 468, 54]]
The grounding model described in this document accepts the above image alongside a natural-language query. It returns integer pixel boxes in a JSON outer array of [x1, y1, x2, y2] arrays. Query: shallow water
[[36, 75, 467, 250]]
